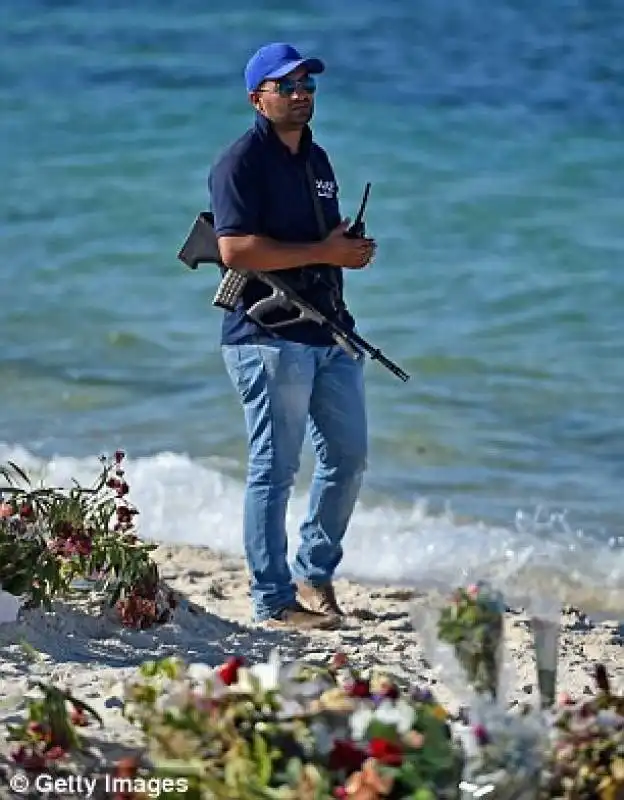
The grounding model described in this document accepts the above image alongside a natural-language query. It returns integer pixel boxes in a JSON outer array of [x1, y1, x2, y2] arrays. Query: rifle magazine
[[212, 269, 249, 311]]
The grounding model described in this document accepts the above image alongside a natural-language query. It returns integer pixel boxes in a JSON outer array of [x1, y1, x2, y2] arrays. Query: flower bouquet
[[539, 664, 624, 799], [0, 452, 174, 628], [436, 582, 506, 701], [453, 700, 547, 800], [121, 651, 465, 799]]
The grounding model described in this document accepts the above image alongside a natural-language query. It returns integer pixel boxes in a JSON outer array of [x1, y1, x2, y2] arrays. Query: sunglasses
[[259, 75, 317, 98]]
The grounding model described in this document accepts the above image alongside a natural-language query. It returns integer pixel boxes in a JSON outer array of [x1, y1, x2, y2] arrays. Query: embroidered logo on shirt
[[316, 179, 336, 199]]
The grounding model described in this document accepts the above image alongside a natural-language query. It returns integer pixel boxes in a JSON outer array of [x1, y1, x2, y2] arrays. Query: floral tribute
[[120, 650, 465, 799], [0, 451, 174, 628], [436, 582, 505, 701], [7, 682, 102, 774], [539, 664, 624, 799], [6, 652, 624, 799]]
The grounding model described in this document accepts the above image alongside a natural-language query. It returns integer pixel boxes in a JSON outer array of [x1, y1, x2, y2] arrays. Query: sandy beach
[[1, 542, 623, 796]]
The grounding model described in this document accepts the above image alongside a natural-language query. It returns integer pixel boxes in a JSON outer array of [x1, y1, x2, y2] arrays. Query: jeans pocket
[[221, 345, 254, 400]]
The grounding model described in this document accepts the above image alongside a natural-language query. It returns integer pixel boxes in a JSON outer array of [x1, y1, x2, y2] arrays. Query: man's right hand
[[320, 219, 376, 269]]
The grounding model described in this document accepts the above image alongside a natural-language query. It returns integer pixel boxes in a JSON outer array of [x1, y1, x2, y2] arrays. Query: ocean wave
[[1, 443, 622, 617]]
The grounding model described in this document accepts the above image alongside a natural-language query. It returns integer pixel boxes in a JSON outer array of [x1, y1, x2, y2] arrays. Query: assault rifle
[[177, 187, 410, 382]]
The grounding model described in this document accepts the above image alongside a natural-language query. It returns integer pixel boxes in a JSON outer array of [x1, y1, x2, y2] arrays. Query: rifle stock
[[177, 212, 223, 269], [177, 212, 410, 382]]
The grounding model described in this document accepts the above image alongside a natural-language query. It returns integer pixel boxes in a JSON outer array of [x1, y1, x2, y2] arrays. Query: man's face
[[251, 66, 316, 130]]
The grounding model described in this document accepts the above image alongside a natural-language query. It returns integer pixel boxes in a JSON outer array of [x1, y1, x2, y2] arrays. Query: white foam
[[1, 443, 623, 615]]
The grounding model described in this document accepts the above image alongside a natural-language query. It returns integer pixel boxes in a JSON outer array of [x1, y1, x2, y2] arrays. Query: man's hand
[[320, 219, 376, 269]]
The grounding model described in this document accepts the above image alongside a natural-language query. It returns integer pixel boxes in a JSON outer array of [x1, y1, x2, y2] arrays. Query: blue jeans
[[221, 340, 368, 621]]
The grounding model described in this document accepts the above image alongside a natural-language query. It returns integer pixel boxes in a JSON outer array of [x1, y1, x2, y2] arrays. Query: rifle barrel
[[327, 324, 410, 382]]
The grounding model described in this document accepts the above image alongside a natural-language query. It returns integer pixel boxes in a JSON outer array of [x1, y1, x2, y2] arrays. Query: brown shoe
[[261, 601, 340, 631], [296, 581, 344, 617]]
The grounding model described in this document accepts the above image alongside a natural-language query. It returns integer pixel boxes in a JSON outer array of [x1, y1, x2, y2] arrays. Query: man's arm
[[217, 233, 330, 272]]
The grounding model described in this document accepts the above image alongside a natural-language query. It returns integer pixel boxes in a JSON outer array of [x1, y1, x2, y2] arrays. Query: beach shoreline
[[1, 541, 623, 796]]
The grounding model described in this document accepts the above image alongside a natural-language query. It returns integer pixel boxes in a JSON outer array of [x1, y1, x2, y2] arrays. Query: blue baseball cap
[[244, 43, 325, 93]]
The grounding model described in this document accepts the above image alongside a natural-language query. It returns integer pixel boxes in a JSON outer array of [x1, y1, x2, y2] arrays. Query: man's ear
[[249, 91, 263, 113]]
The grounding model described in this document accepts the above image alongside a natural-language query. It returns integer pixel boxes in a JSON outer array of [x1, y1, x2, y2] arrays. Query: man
[[208, 42, 375, 630]]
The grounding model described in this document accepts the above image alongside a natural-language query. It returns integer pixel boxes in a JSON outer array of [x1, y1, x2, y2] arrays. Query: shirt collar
[[253, 112, 312, 158]]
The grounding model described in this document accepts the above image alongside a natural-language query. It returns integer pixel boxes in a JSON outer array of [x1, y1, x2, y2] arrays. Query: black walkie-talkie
[[344, 183, 371, 239]]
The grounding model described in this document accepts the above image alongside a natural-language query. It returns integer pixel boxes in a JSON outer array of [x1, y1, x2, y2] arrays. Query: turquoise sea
[[2, 0, 624, 606]]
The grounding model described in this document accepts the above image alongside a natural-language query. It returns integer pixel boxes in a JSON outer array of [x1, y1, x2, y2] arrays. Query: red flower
[[217, 656, 245, 686], [367, 737, 403, 766], [347, 679, 371, 698], [11, 745, 26, 763], [44, 745, 67, 762], [380, 682, 400, 700], [19, 503, 34, 519], [26, 721, 46, 739], [12, 747, 46, 772], [328, 739, 367, 772], [75, 538, 92, 557], [116, 506, 137, 521], [70, 707, 89, 727], [472, 724, 489, 746]]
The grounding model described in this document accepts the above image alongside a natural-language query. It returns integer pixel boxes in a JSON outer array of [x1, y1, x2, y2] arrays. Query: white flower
[[349, 698, 415, 741], [350, 706, 374, 741], [374, 699, 415, 733], [233, 649, 282, 694], [155, 684, 189, 713], [187, 663, 217, 684]]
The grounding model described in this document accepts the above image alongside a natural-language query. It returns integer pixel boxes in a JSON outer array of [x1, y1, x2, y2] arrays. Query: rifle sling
[[304, 161, 345, 315]]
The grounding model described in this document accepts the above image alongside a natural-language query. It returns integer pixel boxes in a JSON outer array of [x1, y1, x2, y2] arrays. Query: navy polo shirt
[[208, 113, 356, 346]]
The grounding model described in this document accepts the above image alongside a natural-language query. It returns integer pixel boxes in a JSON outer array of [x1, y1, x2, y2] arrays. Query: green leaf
[[284, 757, 303, 787], [412, 789, 437, 800], [253, 731, 272, 786], [153, 757, 208, 778], [18, 640, 43, 663], [7, 461, 31, 486], [364, 719, 401, 742]]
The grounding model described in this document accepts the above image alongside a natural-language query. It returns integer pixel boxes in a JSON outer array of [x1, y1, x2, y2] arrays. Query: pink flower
[[330, 651, 349, 670], [404, 731, 425, 749], [44, 745, 67, 762]]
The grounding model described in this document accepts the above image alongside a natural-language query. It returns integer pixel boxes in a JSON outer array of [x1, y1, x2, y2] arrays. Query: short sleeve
[[208, 152, 262, 237]]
